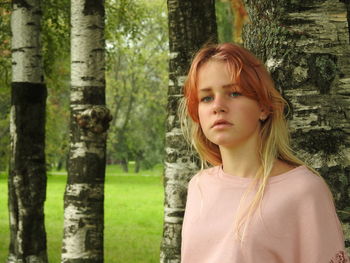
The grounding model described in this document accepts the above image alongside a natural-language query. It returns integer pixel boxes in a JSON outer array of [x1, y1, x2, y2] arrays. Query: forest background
[[0, 0, 235, 262], [0, 0, 172, 172], [0, 0, 235, 173]]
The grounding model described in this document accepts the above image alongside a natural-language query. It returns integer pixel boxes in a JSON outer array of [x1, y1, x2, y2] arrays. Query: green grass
[[0, 165, 164, 263], [0, 171, 9, 262]]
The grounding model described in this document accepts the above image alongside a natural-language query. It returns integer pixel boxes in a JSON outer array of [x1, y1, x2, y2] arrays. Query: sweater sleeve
[[296, 176, 349, 263]]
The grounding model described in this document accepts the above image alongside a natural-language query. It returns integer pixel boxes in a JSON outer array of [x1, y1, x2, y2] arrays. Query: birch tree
[[8, 0, 48, 262], [160, 1, 218, 261], [61, 1, 111, 262], [243, 0, 350, 252]]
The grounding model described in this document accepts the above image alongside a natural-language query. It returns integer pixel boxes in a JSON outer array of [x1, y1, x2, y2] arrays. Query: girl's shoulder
[[270, 164, 324, 187], [188, 166, 219, 183], [262, 166, 347, 262], [268, 165, 333, 208]]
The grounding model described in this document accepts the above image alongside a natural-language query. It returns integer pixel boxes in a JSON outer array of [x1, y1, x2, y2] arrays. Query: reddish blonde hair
[[183, 43, 285, 166]]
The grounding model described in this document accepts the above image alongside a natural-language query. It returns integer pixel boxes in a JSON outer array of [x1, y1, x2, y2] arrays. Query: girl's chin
[[208, 138, 238, 148]]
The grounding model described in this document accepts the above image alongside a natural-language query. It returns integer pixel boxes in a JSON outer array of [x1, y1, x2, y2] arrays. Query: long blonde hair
[[180, 43, 315, 241]]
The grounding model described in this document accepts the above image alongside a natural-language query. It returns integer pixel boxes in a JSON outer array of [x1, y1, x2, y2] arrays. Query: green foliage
[[0, 166, 164, 262], [0, 0, 168, 171], [106, 0, 168, 170], [42, 0, 70, 170], [0, 3, 11, 171], [42, 0, 70, 76], [216, 1, 234, 43], [45, 58, 70, 170], [106, 0, 146, 45]]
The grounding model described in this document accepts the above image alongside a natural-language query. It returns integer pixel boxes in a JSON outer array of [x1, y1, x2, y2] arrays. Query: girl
[[180, 43, 348, 263]]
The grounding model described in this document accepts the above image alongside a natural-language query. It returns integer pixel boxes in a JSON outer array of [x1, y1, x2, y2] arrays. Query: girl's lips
[[211, 119, 232, 128]]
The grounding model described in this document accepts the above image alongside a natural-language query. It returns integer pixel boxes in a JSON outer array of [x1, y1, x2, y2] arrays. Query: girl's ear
[[259, 107, 269, 122]]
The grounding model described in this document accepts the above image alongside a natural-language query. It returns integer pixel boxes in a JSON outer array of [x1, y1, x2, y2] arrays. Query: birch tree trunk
[[61, 1, 111, 262], [160, 1, 218, 262], [8, 0, 48, 262], [243, 0, 350, 253]]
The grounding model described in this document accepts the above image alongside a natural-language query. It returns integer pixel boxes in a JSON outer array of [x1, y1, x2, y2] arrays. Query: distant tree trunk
[[160, 1, 218, 262], [134, 161, 140, 173], [7, 0, 48, 263], [61, 1, 111, 262], [120, 157, 128, 172], [8, 0, 48, 262], [134, 151, 143, 173], [243, 0, 350, 253], [57, 159, 63, 171]]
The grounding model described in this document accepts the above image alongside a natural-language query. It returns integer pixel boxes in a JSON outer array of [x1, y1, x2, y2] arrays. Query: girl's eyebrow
[[223, 83, 238, 89], [198, 83, 237, 92]]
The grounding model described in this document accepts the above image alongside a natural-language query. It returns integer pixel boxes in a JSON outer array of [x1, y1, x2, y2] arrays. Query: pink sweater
[[181, 166, 349, 263]]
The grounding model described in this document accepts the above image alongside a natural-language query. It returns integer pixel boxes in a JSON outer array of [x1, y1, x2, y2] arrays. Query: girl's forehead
[[197, 60, 229, 75], [199, 59, 239, 77], [196, 60, 238, 87], [197, 61, 229, 82]]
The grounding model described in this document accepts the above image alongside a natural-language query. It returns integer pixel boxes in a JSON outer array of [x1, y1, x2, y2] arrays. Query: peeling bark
[[243, 0, 350, 253], [8, 0, 48, 262], [160, 1, 218, 262], [61, 1, 110, 262]]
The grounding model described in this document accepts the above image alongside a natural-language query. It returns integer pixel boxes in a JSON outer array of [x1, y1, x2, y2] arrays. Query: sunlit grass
[[0, 171, 10, 261], [0, 165, 164, 263]]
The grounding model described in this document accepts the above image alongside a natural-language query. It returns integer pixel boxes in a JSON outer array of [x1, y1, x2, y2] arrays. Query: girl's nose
[[213, 97, 228, 114]]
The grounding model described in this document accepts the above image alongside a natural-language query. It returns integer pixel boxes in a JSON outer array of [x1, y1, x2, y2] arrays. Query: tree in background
[[0, 3, 11, 172], [243, 0, 350, 252], [106, 0, 168, 172], [8, 0, 48, 261], [61, 0, 111, 262], [0, 0, 71, 172], [160, 0, 218, 261], [0, 0, 168, 173], [42, 0, 70, 171]]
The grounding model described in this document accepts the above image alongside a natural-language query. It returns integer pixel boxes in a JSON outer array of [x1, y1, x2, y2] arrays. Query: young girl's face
[[197, 60, 266, 149]]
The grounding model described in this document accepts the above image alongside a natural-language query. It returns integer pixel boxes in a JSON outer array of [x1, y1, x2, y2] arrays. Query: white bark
[[7, 253, 47, 263], [70, 141, 105, 159], [71, 0, 105, 88], [281, 0, 350, 170], [70, 89, 84, 102], [11, 0, 43, 83], [62, 184, 104, 260], [62, 0, 107, 262]]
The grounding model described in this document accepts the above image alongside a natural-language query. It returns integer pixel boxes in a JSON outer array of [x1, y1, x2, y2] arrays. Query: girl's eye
[[200, 96, 213, 102], [230, 92, 242, 98]]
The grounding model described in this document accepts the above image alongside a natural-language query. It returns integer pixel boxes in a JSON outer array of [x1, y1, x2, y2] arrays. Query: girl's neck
[[220, 145, 295, 178], [220, 142, 261, 178]]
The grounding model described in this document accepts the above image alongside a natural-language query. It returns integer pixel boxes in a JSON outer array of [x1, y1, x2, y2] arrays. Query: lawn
[[0, 164, 164, 263]]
